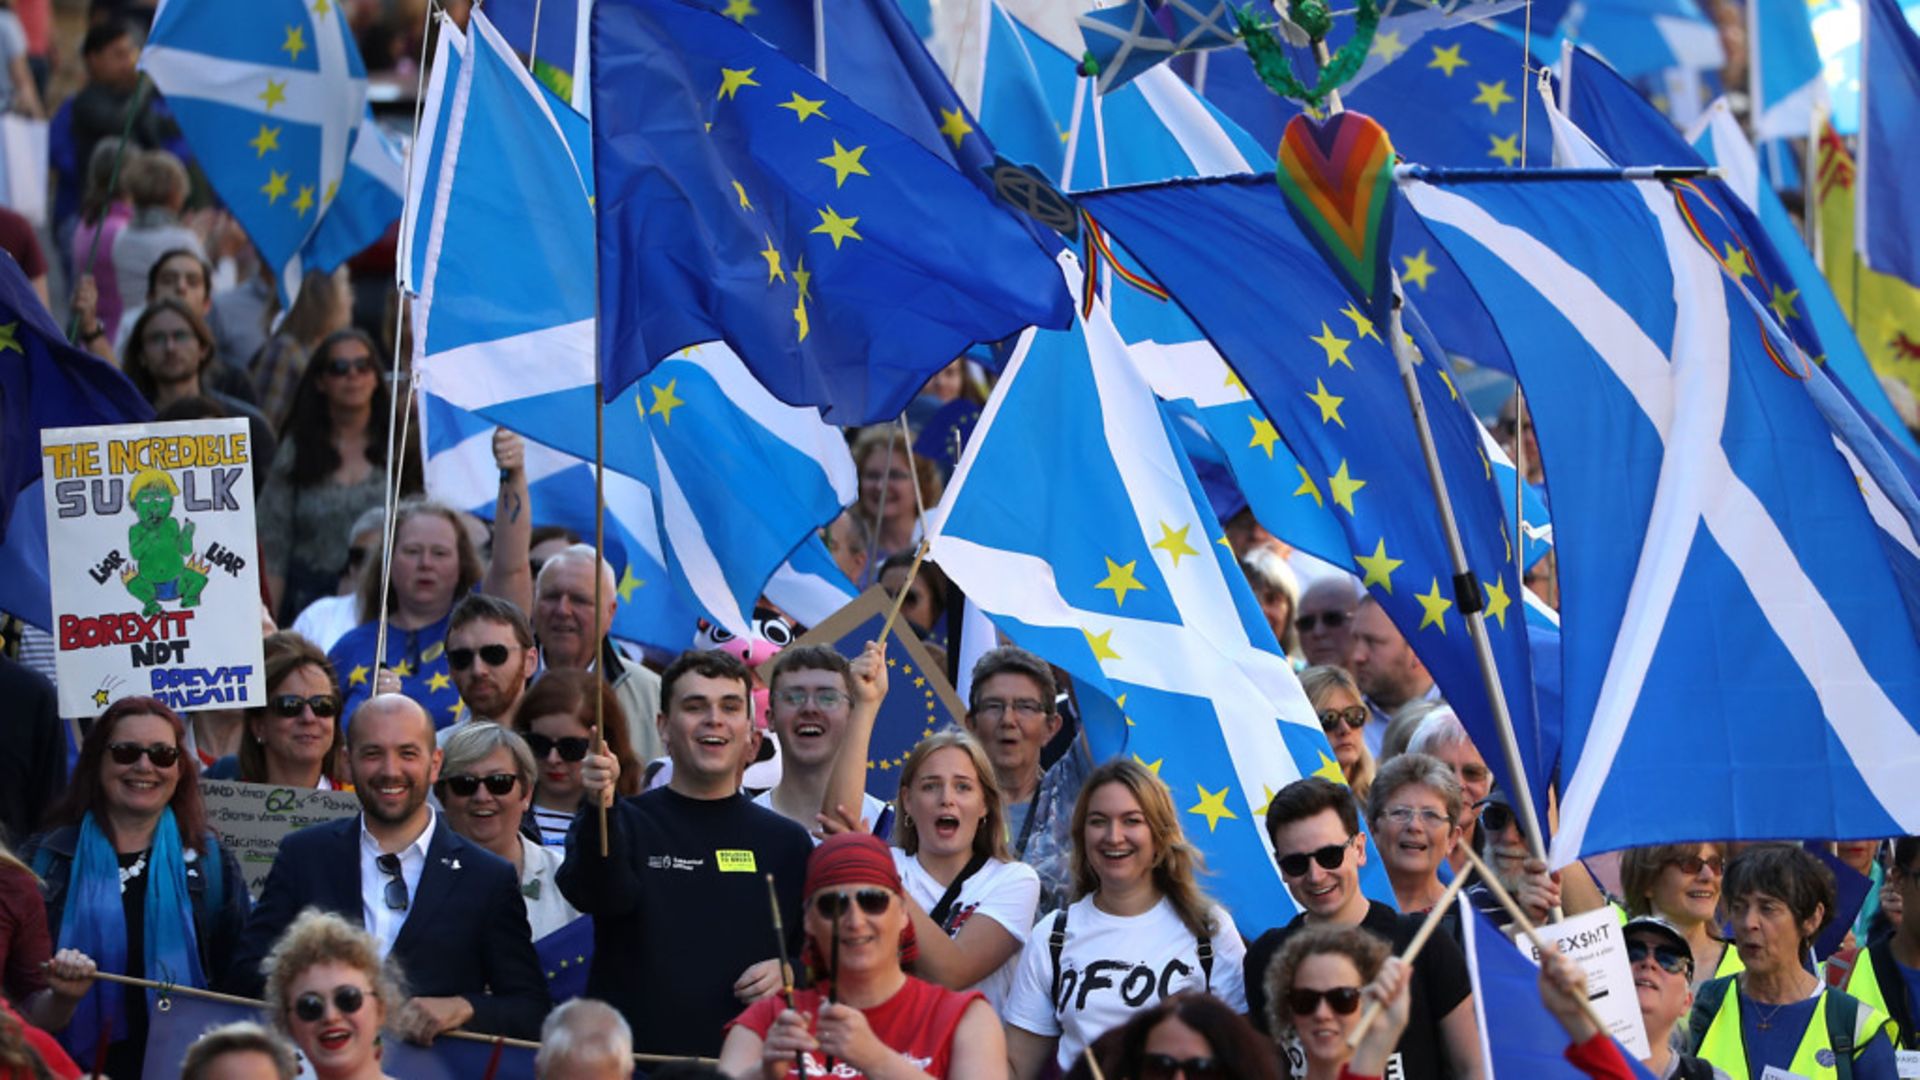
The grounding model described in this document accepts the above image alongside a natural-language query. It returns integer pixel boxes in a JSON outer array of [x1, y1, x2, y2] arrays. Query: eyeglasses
[[1625, 939, 1692, 977], [1382, 806, 1453, 829], [1318, 705, 1368, 733], [775, 688, 848, 709], [270, 694, 339, 719], [1478, 802, 1516, 834], [973, 698, 1047, 720], [107, 741, 180, 768], [1287, 986, 1364, 1016], [293, 984, 369, 1023], [375, 853, 407, 912], [812, 888, 893, 919], [1140, 1054, 1225, 1080], [525, 733, 591, 762], [1277, 840, 1353, 878], [446, 644, 512, 671], [325, 354, 375, 376], [1295, 610, 1352, 633], [441, 772, 520, 798], [1670, 854, 1725, 877]]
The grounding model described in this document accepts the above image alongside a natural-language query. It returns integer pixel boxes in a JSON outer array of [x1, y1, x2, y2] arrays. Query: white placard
[[1895, 1049, 1920, 1079], [1519, 904, 1654, 1059], [1760, 1066, 1810, 1080], [40, 418, 266, 717]]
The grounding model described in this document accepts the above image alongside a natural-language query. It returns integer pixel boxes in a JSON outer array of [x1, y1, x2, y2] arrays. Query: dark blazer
[[0, 656, 66, 848], [224, 814, 548, 1038]]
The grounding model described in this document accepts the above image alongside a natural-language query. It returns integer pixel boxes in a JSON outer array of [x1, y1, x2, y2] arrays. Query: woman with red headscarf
[[718, 833, 1006, 1080]]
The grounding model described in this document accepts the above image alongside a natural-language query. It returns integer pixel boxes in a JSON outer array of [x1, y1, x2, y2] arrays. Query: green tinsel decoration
[[1235, 0, 1381, 108]]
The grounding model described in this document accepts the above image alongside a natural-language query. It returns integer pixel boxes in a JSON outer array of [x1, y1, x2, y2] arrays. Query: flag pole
[[592, 357, 609, 857], [1312, 47, 1556, 881]]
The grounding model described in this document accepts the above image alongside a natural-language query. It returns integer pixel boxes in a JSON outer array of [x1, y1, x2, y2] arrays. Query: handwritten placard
[[202, 779, 360, 897]]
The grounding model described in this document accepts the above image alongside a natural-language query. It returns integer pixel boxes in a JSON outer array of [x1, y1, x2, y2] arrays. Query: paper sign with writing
[[1519, 904, 1653, 1059], [202, 779, 361, 897], [40, 418, 265, 716]]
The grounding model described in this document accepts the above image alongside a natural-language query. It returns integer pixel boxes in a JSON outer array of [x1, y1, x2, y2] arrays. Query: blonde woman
[[891, 731, 1040, 1012], [263, 910, 405, 1080], [1001, 760, 1247, 1079], [1300, 666, 1375, 807]]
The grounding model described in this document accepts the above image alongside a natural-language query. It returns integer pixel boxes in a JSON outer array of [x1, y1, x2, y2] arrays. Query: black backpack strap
[[1688, 975, 1734, 1054], [1049, 907, 1070, 1007], [1197, 934, 1214, 992], [1826, 989, 1859, 1080], [1870, 939, 1918, 1050], [928, 851, 991, 931]]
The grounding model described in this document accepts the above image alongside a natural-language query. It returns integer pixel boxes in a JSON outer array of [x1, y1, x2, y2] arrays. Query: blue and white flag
[[932, 253, 1390, 923], [1749, 0, 1827, 138], [1405, 169, 1920, 865], [1860, 0, 1920, 289], [142, 0, 402, 303]]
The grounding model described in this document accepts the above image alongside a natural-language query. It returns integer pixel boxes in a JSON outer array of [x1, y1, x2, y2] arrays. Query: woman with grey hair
[[180, 1021, 299, 1080], [535, 999, 634, 1080], [1366, 752, 1465, 917], [1405, 709, 1492, 870], [435, 724, 581, 938]]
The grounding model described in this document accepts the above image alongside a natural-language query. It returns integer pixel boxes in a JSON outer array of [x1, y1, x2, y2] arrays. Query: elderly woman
[[718, 832, 1006, 1079], [1620, 842, 1739, 988], [21, 697, 249, 1078], [1366, 753, 1464, 918], [1403, 710, 1492, 875], [180, 1021, 300, 1080], [207, 632, 346, 788], [1300, 666, 1375, 806], [1266, 925, 1413, 1080], [264, 910, 404, 1080], [436, 723, 582, 939], [1688, 844, 1897, 1080]]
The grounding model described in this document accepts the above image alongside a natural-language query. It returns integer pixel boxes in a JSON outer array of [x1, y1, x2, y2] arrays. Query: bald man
[[1348, 597, 1440, 757], [225, 695, 549, 1039], [532, 544, 663, 762]]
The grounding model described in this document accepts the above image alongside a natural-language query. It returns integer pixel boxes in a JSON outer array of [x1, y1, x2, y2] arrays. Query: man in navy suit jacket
[[225, 694, 549, 1040]]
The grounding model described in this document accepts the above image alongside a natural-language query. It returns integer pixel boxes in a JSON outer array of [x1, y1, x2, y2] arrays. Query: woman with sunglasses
[[259, 327, 422, 625], [719, 832, 1006, 1079], [21, 697, 249, 1078], [1003, 759, 1248, 1080], [1620, 843, 1740, 989], [1299, 666, 1375, 807], [1092, 993, 1280, 1080], [205, 632, 347, 789], [515, 670, 641, 847], [263, 909, 404, 1080], [1266, 925, 1419, 1080], [436, 724, 581, 939]]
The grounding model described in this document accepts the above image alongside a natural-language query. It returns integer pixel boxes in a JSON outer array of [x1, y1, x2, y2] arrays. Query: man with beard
[[224, 695, 548, 1040], [1348, 595, 1441, 757], [437, 593, 539, 743]]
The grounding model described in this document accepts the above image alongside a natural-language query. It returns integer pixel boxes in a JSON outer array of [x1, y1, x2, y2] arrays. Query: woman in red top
[[720, 833, 1006, 1080]]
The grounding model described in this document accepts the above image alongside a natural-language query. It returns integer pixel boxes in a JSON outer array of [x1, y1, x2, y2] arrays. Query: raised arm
[[820, 640, 887, 827], [482, 429, 533, 615]]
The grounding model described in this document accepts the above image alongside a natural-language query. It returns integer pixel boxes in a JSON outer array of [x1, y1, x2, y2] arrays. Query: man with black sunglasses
[[1296, 576, 1363, 668], [437, 593, 539, 747], [1246, 777, 1481, 1080], [226, 694, 549, 1041], [1621, 917, 1724, 1079]]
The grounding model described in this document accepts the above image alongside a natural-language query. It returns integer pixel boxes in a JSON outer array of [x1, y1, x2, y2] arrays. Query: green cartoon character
[[120, 469, 208, 616]]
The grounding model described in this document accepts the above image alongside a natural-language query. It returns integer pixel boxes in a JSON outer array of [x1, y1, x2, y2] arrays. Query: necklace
[[118, 852, 148, 894], [1746, 974, 1814, 1030]]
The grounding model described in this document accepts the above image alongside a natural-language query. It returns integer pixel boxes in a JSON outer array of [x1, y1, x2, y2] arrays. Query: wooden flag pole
[[1457, 844, 1610, 1035], [1344, 861, 1476, 1047]]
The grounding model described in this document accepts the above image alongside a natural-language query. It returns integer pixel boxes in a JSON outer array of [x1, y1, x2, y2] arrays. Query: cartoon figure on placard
[[119, 469, 209, 615]]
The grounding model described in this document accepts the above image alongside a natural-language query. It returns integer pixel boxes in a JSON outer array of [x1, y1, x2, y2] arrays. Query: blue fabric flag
[[1750, 0, 1827, 138], [141, 0, 401, 305], [589, 0, 1069, 422], [535, 915, 596, 1003], [1861, 0, 1920, 289], [1080, 176, 1552, 837], [142, 995, 539, 1079], [474, 0, 591, 108], [1404, 170, 1920, 864], [932, 254, 1394, 923]]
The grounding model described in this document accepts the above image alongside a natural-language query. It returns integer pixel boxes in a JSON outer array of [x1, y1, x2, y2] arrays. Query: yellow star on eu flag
[[1400, 249, 1436, 290], [817, 140, 870, 187], [1769, 284, 1800, 323], [779, 91, 826, 122], [293, 184, 315, 218], [0, 322, 19, 354], [1354, 537, 1402, 592], [717, 67, 759, 100], [1313, 751, 1347, 785], [349, 664, 370, 686], [1306, 379, 1346, 427], [618, 564, 644, 603], [391, 659, 415, 678], [937, 108, 973, 148], [721, 0, 757, 21], [1473, 80, 1514, 115], [1095, 557, 1147, 607], [759, 235, 786, 283], [731, 180, 753, 211], [1248, 415, 1280, 458], [1293, 465, 1324, 507], [282, 24, 307, 62], [1483, 574, 1512, 629], [261, 170, 289, 204], [1371, 30, 1407, 62], [1151, 521, 1200, 567], [1083, 627, 1121, 662], [1187, 785, 1239, 832], [1340, 301, 1381, 342], [248, 123, 281, 158], [427, 671, 452, 693], [1428, 43, 1467, 76], [1416, 577, 1452, 632], [1328, 460, 1367, 514], [648, 378, 685, 424], [811, 206, 862, 249], [1311, 322, 1354, 369], [1488, 134, 1521, 167], [1723, 243, 1753, 280], [1133, 754, 1164, 775]]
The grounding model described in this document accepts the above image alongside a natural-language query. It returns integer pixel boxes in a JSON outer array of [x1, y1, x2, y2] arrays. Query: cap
[[1623, 914, 1693, 968]]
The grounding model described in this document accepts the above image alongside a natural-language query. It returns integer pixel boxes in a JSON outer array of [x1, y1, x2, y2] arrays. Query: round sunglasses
[[293, 984, 370, 1023]]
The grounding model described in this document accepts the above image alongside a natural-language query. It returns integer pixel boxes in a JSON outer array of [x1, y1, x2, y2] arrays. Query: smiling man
[[1246, 777, 1482, 1080], [225, 694, 548, 1040], [558, 650, 813, 1059], [753, 643, 890, 840], [437, 593, 539, 744]]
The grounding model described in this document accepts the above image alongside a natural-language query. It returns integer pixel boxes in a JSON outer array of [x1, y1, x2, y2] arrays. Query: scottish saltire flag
[[1080, 135, 1552, 833], [398, 19, 463, 295], [590, 0, 1069, 422], [1556, 49, 1918, 452], [1561, 0, 1725, 83], [764, 534, 860, 630], [1749, 0, 1827, 138], [1860, 0, 1920, 289], [931, 252, 1388, 922], [1405, 170, 1920, 864], [1076, 0, 1238, 94], [1457, 897, 1660, 1079], [141, 0, 400, 303]]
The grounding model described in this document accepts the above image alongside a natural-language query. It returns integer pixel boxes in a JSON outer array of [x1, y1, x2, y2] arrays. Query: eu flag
[[589, 0, 1071, 423]]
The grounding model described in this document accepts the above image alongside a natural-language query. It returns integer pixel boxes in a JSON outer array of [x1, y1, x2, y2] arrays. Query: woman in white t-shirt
[[1003, 759, 1247, 1078], [889, 731, 1041, 1013]]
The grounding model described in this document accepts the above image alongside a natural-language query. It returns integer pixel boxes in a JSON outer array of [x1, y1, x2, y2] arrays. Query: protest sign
[[1517, 904, 1653, 1059], [201, 780, 361, 898], [40, 418, 266, 717]]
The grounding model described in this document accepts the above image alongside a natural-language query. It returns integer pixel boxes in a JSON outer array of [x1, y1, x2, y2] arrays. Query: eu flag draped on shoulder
[[140, 0, 402, 304], [1401, 140, 1920, 865], [588, 0, 1071, 423], [930, 250, 1380, 923]]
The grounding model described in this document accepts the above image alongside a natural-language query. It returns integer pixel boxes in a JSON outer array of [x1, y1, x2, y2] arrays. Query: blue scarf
[[55, 808, 205, 1057]]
